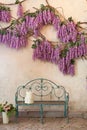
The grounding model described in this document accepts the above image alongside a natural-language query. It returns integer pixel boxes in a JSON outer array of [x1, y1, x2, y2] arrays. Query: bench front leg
[[16, 104, 19, 118], [64, 103, 67, 117], [64, 102, 69, 123], [40, 104, 43, 124]]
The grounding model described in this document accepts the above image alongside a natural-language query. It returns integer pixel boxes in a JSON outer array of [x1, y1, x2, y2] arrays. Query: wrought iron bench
[[15, 78, 69, 123]]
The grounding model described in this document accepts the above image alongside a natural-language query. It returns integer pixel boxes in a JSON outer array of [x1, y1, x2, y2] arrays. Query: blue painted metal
[[40, 104, 43, 124], [15, 78, 69, 123]]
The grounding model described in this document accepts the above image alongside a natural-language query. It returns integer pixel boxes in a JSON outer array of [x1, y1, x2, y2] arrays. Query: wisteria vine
[[0, 0, 26, 5], [0, 0, 26, 22], [31, 5, 87, 76], [0, 3, 87, 76]]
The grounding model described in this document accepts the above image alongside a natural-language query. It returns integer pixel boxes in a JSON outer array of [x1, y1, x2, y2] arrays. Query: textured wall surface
[[0, 0, 87, 112]]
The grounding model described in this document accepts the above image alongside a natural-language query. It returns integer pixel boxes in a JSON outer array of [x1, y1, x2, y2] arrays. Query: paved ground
[[0, 117, 87, 130]]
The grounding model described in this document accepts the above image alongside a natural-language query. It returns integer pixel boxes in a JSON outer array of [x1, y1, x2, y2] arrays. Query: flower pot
[[2, 112, 9, 124]]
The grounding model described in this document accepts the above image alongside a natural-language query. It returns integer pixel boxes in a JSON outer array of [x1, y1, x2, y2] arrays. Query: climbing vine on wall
[[0, 0, 87, 76]]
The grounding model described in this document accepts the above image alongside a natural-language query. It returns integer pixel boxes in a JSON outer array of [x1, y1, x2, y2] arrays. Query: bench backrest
[[15, 78, 69, 102]]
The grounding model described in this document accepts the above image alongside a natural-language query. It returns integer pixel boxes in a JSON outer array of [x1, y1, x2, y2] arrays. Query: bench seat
[[17, 101, 65, 105]]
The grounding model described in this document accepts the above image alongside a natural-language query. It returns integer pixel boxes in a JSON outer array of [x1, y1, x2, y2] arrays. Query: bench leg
[[40, 104, 43, 124], [64, 104, 67, 117], [67, 106, 69, 123], [64, 103, 69, 123], [15, 104, 18, 123], [15, 105, 19, 123]]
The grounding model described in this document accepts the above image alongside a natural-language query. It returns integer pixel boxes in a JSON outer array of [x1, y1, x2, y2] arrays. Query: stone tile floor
[[0, 117, 87, 130]]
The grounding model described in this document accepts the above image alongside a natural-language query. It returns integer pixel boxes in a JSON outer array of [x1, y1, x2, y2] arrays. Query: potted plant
[[0, 101, 16, 124]]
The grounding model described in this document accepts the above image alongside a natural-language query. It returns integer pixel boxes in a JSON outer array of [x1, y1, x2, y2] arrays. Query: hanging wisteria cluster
[[30, 5, 87, 76], [0, 6, 11, 22], [0, 4, 87, 75], [0, 27, 28, 48], [33, 36, 87, 76], [17, 3, 23, 18]]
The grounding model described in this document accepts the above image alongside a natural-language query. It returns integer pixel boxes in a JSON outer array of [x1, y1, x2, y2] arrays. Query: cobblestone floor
[[0, 117, 87, 130]]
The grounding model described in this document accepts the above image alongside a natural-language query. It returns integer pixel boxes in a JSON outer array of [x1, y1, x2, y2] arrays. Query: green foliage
[[7, 104, 16, 117], [0, 101, 16, 117], [60, 48, 68, 58], [60, 21, 66, 26], [30, 13, 36, 17], [68, 17, 73, 22], [32, 43, 37, 49], [0, 104, 3, 112], [0, 6, 10, 11], [32, 39, 41, 49], [11, 20, 18, 26], [40, 4, 55, 12], [21, 17, 26, 22], [15, 0, 20, 4], [40, 4, 46, 11], [0, 30, 7, 35], [71, 59, 75, 64], [68, 41, 80, 48]]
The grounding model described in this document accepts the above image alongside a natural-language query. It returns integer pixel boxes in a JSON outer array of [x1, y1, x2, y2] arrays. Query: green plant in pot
[[0, 101, 16, 124]]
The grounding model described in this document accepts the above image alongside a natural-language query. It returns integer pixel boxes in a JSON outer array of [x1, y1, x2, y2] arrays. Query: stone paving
[[0, 117, 87, 130]]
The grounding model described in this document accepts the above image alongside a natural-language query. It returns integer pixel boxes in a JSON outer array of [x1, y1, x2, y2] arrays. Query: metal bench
[[15, 78, 69, 123]]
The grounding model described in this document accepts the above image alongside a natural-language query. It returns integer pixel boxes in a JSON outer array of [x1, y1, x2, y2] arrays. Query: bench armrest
[[66, 92, 69, 102]]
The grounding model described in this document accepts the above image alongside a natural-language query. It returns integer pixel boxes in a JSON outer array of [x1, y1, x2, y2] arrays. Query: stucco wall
[[0, 0, 87, 112]]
